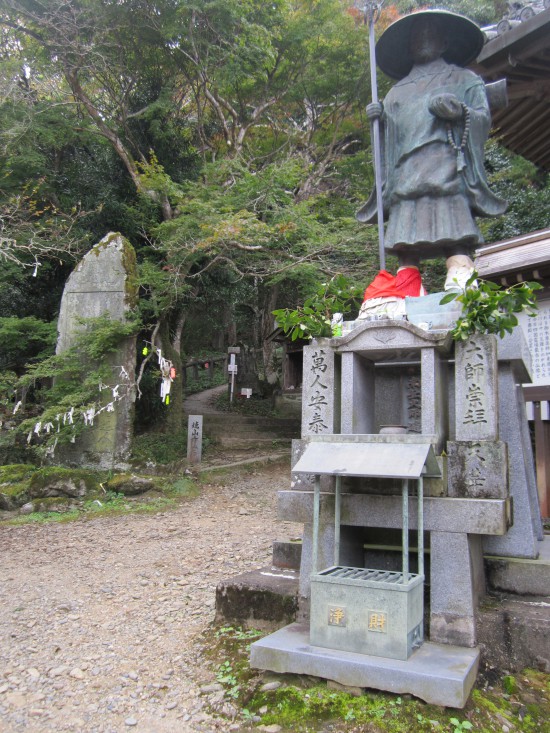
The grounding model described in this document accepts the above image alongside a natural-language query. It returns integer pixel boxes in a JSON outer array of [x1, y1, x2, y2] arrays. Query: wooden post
[[533, 400, 550, 518]]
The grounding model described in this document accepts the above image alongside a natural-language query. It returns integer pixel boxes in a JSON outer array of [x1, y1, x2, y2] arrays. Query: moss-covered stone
[[121, 236, 138, 308], [0, 463, 38, 485], [90, 233, 138, 308], [56, 232, 137, 468], [28, 467, 100, 499], [0, 492, 15, 510], [0, 464, 37, 508], [0, 462, 200, 524], [31, 497, 79, 513], [105, 473, 154, 496]]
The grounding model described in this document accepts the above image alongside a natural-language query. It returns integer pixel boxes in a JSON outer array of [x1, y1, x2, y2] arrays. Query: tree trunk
[[261, 285, 280, 387], [64, 68, 174, 221], [157, 318, 183, 433]]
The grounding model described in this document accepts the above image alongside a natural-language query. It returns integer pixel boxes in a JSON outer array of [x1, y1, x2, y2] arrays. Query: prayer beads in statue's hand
[[429, 93, 464, 121]]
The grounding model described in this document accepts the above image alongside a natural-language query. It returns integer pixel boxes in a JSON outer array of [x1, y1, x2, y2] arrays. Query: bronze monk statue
[[357, 10, 506, 288]]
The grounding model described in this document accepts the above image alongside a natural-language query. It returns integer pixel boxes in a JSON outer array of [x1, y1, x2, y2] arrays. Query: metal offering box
[[310, 566, 424, 661], [294, 438, 440, 662]]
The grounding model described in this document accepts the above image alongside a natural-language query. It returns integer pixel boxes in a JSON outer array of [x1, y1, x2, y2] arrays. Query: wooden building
[[473, 7, 550, 170], [476, 229, 550, 517], [474, 8, 550, 516]]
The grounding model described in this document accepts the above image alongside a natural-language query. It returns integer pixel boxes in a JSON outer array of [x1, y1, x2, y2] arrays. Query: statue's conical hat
[[376, 9, 484, 80]]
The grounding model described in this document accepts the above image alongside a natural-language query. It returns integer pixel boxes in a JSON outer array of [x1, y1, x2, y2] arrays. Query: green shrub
[[131, 429, 188, 464]]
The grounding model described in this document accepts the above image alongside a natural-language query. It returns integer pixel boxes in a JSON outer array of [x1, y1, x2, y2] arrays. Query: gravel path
[[0, 458, 299, 733], [183, 386, 227, 416]]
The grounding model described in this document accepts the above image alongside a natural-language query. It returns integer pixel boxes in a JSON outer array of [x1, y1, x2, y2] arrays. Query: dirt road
[[0, 458, 298, 733]]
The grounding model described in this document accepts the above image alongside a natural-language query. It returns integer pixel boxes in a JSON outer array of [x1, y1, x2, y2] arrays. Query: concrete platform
[[250, 623, 479, 708]]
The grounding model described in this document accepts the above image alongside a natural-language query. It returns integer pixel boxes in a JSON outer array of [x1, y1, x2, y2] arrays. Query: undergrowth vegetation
[[131, 427, 214, 465], [202, 624, 550, 732], [0, 463, 198, 525]]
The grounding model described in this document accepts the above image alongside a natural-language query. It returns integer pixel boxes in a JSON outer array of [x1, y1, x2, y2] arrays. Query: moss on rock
[[105, 473, 154, 496], [0, 463, 37, 485], [28, 467, 101, 499], [32, 497, 79, 513], [0, 464, 37, 508]]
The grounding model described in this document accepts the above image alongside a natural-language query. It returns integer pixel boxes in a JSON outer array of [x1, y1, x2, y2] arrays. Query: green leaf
[[439, 292, 458, 305]]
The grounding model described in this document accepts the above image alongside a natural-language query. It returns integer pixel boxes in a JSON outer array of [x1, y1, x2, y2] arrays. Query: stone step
[[215, 436, 292, 449], [215, 567, 299, 628], [210, 426, 296, 438], [202, 414, 299, 449], [204, 420, 299, 438], [477, 593, 550, 673], [203, 415, 300, 428], [200, 452, 290, 471], [485, 539, 550, 596]]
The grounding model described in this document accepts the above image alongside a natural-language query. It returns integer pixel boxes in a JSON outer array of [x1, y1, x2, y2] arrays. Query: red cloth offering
[[395, 267, 425, 297], [363, 270, 404, 301], [363, 268, 425, 301]]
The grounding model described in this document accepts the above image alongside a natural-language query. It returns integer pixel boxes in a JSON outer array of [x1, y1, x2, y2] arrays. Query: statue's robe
[[357, 58, 506, 259]]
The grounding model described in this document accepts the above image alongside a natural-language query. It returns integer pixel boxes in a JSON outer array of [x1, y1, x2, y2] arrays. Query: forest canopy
[[1, 0, 548, 444]]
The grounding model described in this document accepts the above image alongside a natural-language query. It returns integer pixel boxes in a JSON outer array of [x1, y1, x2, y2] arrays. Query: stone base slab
[[250, 622, 479, 708]]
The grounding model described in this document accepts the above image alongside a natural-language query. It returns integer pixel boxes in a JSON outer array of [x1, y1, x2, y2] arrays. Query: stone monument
[[56, 232, 138, 469], [251, 320, 543, 707]]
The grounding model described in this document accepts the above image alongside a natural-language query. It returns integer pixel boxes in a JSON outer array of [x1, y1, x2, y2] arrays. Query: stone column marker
[[302, 340, 337, 437], [187, 415, 203, 465], [455, 335, 498, 441]]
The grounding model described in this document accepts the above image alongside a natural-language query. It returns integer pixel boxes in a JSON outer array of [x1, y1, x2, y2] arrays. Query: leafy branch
[[440, 272, 542, 341], [273, 274, 362, 341], [2, 315, 140, 454]]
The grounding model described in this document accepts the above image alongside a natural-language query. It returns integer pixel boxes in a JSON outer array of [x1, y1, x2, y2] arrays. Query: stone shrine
[[251, 315, 544, 707]]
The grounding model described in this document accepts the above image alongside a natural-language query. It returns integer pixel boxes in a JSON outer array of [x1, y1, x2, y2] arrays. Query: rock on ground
[[0, 459, 300, 733]]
